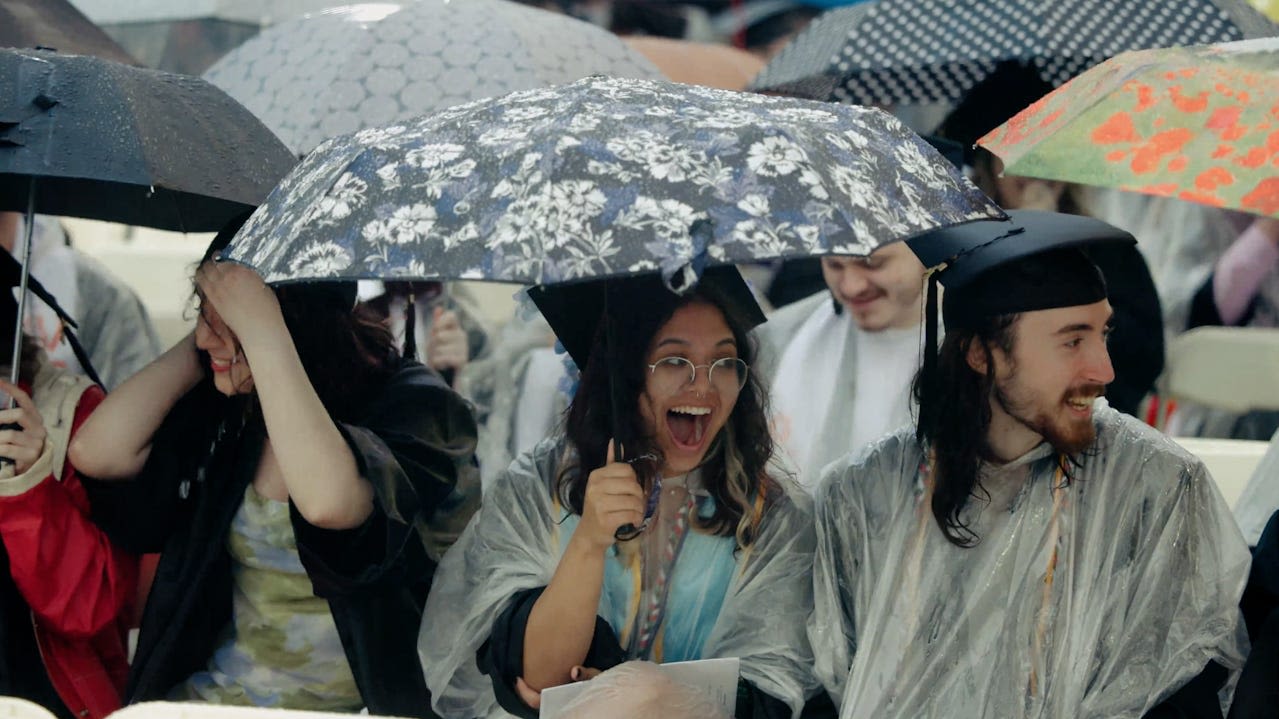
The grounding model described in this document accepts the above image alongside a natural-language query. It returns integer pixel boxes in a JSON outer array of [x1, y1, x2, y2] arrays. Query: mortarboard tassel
[[918, 263, 945, 444], [403, 291, 417, 362]]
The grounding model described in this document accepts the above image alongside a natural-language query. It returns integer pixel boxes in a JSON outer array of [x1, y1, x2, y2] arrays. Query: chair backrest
[[1169, 436, 1270, 509], [1165, 327, 1279, 414], [109, 703, 410, 719]]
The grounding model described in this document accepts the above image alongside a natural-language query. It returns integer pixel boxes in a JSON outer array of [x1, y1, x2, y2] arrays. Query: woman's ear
[[965, 339, 989, 375]]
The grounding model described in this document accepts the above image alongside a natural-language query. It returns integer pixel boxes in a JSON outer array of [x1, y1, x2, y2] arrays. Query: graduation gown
[[419, 437, 820, 718], [812, 406, 1250, 718]]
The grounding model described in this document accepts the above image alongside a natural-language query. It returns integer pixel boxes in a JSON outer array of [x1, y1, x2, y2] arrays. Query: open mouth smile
[[666, 405, 712, 451]]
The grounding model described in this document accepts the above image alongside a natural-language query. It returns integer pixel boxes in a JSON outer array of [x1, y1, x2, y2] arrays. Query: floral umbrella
[[979, 37, 1279, 218], [222, 75, 1004, 288]]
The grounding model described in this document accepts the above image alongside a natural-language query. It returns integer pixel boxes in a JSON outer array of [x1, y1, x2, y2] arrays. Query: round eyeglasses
[[646, 356, 749, 395]]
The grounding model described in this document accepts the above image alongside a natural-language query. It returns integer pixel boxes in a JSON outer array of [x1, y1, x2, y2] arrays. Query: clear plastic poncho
[[811, 406, 1250, 718], [420, 437, 819, 718]]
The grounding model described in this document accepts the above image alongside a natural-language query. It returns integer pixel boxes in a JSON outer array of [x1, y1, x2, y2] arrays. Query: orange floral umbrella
[[979, 37, 1279, 218]]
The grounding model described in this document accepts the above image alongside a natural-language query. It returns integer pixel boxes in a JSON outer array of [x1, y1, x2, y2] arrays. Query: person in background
[[357, 280, 490, 389], [0, 212, 162, 389], [0, 248, 137, 719], [757, 242, 925, 489]]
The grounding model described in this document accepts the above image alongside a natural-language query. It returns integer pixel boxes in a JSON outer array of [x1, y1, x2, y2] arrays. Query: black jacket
[[84, 361, 479, 717]]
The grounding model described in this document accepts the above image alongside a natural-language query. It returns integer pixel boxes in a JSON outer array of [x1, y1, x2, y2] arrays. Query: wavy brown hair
[[556, 282, 778, 548]]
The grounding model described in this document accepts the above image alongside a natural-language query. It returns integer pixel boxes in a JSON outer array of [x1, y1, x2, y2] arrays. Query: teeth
[[671, 406, 711, 416]]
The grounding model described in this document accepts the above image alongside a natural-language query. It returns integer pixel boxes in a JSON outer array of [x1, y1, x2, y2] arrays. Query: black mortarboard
[[905, 210, 1135, 435], [526, 264, 767, 371], [934, 60, 1055, 165], [908, 209, 1136, 326]]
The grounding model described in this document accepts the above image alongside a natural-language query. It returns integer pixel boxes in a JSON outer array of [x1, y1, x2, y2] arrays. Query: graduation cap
[[525, 264, 766, 372], [904, 210, 1136, 429], [934, 60, 1055, 166]]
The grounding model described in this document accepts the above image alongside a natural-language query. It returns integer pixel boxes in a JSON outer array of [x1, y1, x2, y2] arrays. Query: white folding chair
[[0, 698, 56, 719], [1169, 436, 1269, 509], [1163, 326, 1279, 416]]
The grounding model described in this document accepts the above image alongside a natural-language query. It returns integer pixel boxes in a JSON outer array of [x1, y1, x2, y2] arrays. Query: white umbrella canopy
[[67, 0, 336, 74], [68, 0, 331, 25], [204, 0, 663, 155]]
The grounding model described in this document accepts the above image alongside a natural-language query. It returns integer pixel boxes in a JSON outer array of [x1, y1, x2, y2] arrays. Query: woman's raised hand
[[194, 258, 285, 349], [574, 439, 645, 552]]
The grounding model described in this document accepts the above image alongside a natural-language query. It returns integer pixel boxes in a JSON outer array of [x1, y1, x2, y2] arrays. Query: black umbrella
[[0, 47, 295, 401], [750, 0, 1276, 105], [0, 48, 296, 231]]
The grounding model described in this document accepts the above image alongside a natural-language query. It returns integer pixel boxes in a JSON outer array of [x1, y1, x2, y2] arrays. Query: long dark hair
[[557, 283, 778, 548], [911, 313, 1018, 547], [196, 214, 397, 423]]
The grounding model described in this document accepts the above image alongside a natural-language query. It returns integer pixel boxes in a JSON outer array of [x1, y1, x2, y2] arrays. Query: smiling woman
[[67, 214, 481, 716], [419, 268, 820, 719]]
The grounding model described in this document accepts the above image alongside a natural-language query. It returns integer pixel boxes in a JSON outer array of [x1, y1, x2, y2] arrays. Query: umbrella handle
[[0, 180, 37, 472], [603, 289, 648, 542]]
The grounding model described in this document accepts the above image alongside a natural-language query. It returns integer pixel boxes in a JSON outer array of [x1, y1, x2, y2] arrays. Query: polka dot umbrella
[[203, 0, 663, 156], [750, 0, 1276, 106]]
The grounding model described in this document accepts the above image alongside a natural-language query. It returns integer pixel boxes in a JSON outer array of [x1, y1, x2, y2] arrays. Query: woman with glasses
[[419, 267, 819, 719]]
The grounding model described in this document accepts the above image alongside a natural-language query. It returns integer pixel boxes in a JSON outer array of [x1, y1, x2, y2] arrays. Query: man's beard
[[994, 374, 1105, 457]]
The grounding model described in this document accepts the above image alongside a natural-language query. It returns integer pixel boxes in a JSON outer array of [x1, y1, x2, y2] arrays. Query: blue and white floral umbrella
[[224, 75, 1005, 288]]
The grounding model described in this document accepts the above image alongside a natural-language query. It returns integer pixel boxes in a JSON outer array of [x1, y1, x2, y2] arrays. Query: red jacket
[[0, 385, 137, 719]]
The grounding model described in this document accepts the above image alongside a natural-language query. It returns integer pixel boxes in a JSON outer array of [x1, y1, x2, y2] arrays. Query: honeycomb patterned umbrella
[[204, 0, 662, 155]]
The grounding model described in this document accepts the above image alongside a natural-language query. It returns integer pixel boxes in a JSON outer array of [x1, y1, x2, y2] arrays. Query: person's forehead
[[824, 242, 914, 263], [1016, 299, 1113, 332]]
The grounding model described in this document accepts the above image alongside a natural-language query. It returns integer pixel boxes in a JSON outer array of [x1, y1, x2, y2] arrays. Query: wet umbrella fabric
[[750, 0, 1275, 105], [203, 0, 663, 156], [0, 47, 296, 231], [223, 75, 1004, 287]]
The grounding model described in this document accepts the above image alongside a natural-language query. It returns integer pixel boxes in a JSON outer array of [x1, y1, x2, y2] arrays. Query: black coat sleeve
[[478, 587, 627, 719], [737, 680, 801, 719], [478, 586, 798, 719], [81, 382, 226, 554], [1141, 661, 1228, 719], [291, 363, 480, 597], [1187, 271, 1260, 330]]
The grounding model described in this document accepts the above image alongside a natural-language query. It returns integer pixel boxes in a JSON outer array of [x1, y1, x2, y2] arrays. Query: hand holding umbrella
[[0, 379, 47, 476], [577, 439, 647, 551]]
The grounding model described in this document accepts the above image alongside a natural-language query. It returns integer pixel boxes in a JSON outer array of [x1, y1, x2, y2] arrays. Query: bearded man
[[810, 211, 1249, 718]]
